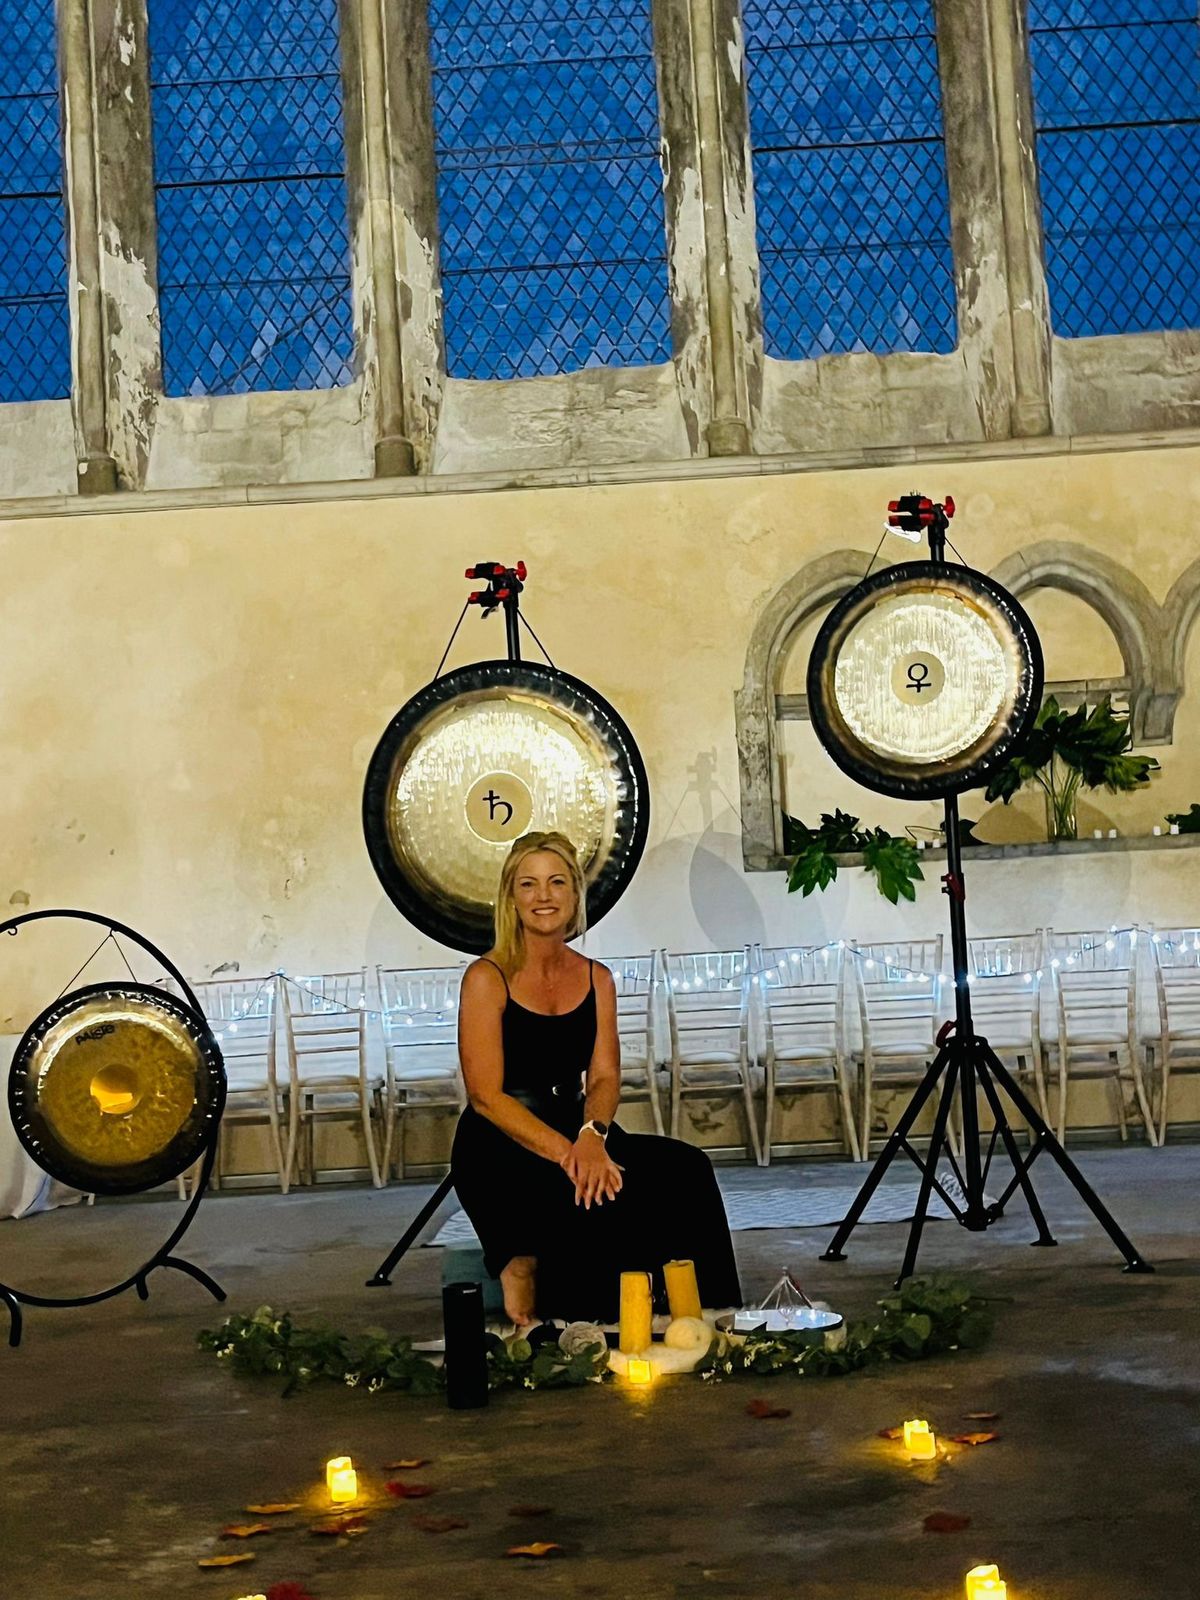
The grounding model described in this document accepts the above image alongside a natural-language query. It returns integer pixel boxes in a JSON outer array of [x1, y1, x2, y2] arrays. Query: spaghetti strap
[[588, 959, 595, 993], [479, 956, 510, 995]]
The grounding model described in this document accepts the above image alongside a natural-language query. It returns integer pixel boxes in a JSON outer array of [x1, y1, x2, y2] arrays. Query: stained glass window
[[149, 0, 354, 397], [429, 0, 671, 379], [0, 0, 69, 403], [743, 0, 957, 360], [1029, 1, 1200, 338]]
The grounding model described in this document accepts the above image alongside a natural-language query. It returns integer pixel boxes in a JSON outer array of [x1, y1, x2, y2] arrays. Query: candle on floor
[[965, 1565, 1006, 1600], [619, 1270, 653, 1353], [625, 1357, 654, 1385], [664, 1259, 702, 1321], [902, 1418, 937, 1459], [326, 1455, 358, 1503]]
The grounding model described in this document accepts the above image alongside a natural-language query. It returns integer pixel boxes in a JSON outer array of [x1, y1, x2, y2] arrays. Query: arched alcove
[[737, 540, 1184, 869]]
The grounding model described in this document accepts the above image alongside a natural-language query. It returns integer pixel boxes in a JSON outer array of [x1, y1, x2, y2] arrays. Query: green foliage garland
[[198, 1276, 992, 1397], [784, 809, 924, 905], [696, 1275, 993, 1381]]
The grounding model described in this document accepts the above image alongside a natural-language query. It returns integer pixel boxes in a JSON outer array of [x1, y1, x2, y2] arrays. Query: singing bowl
[[7, 982, 225, 1195], [806, 563, 1043, 800], [363, 660, 650, 953]]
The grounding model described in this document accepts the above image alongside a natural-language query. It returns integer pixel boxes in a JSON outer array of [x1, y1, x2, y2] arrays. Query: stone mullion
[[340, 0, 443, 476], [60, 0, 121, 492], [88, 0, 162, 490], [653, 0, 753, 457], [937, 0, 1052, 439]]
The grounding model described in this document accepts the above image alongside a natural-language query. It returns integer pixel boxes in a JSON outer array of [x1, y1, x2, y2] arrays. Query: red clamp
[[941, 871, 965, 903]]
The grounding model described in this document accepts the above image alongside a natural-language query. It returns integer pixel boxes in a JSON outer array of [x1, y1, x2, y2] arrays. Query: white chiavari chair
[[755, 941, 859, 1161], [1045, 927, 1155, 1146], [377, 965, 466, 1180], [279, 969, 385, 1188], [661, 947, 762, 1164], [596, 953, 666, 1135], [851, 938, 944, 1158], [1147, 927, 1200, 1146]]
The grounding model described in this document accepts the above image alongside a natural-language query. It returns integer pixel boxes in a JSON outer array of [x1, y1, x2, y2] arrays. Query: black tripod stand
[[367, 559, 528, 1291], [819, 514, 1152, 1285]]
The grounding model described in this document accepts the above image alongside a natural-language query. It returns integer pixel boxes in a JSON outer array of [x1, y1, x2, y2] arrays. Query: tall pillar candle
[[619, 1271, 653, 1353], [664, 1259, 703, 1320]]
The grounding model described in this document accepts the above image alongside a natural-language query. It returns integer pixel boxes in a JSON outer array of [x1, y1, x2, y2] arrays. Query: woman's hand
[[561, 1133, 623, 1209]]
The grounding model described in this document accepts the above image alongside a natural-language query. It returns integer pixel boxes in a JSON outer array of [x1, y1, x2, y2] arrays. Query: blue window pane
[[1029, 4, 1200, 338], [430, 0, 671, 379], [744, 1, 957, 360], [0, 0, 69, 403], [149, 0, 354, 396]]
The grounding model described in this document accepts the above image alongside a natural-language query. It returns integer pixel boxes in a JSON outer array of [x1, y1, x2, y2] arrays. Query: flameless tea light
[[326, 1455, 358, 1503], [965, 1564, 1007, 1600], [902, 1418, 937, 1459], [625, 1358, 654, 1385]]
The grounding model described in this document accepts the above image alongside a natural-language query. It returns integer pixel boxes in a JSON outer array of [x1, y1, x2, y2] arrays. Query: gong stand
[[0, 910, 226, 1348], [367, 561, 527, 1290], [818, 504, 1152, 1284]]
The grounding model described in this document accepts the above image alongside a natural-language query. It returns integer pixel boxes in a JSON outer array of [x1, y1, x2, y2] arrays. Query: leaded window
[[149, 0, 355, 396], [1029, 1, 1200, 338], [0, 0, 69, 403], [429, 0, 671, 379], [744, 0, 957, 359]]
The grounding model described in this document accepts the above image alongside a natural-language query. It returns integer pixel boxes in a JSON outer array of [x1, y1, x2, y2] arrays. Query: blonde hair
[[492, 831, 587, 975]]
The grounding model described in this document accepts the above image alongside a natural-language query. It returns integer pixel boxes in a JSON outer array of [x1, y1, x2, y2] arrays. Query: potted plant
[[783, 809, 924, 904], [983, 696, 1158, 841]]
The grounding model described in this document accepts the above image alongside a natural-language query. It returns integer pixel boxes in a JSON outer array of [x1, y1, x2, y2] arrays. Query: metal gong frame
[[0, 910, 227, 1349], [808, 497, 1151, 1284]]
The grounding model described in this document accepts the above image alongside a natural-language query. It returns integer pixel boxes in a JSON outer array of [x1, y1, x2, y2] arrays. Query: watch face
[[592, 1121, 609, 1137]]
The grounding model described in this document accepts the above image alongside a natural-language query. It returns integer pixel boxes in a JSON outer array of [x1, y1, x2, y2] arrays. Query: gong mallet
[[807, 494, 1151, 1284]]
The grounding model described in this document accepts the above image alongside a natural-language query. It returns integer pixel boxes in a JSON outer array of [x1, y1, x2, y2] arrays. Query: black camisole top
[[480, 957, 596, 1135]]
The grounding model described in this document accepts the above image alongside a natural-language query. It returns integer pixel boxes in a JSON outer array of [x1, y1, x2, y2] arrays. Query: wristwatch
[[580, 1119, 610, 1142]]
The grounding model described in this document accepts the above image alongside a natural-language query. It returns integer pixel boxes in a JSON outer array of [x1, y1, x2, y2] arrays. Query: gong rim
[[7, 980, 226, 1196], [806, 562, 1044, 800], [363, 659, 650, 953]]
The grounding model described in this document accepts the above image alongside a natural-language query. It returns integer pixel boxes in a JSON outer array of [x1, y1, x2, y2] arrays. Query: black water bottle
[[443, 1281, 489, 1409]]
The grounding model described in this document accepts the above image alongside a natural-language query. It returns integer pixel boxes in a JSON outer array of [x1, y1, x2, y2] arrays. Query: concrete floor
[[1, 1146, 1197, 1600]]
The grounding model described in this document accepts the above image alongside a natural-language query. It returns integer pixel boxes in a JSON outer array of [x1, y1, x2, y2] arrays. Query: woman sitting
[[451, 829, 742, 1326]]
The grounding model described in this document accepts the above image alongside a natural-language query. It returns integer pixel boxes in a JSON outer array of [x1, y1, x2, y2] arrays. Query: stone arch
[[990, 541, 1177, 743], [1163, 557, 1200, 693], [737, 540, 1183, 871], [735, 548, 880, 867]]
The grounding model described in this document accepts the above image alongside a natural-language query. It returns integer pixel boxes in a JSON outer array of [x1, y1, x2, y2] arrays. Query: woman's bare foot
[[500, 1255, 538, 1326]]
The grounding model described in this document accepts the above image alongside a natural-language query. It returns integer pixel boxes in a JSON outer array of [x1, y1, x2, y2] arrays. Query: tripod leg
[[895, 1047, 961, 1286], [366, 1172, 456, 1287], [982, 1051, 1152, 1273], [974, 1049, 1056, 1246], [821, 1046, 950, 1263]]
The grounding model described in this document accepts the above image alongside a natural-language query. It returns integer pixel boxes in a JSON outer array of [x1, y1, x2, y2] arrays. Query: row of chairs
[[182, 926, 1200, 1189]]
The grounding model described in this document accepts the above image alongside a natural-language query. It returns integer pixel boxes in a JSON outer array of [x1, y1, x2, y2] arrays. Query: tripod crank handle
[[936, 1019, 957, 1046], [940, 871, 964, 902]]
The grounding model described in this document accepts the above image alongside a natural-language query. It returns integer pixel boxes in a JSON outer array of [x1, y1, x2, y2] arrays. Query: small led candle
[[965, 1564, 1006, 1600], [626, 1358, 653, 1385], [326, 1455, 358, 1504], [619, 1270, 653, 1354], [664, 1259, 703, 1321], [902, 1418, 937, 1459]]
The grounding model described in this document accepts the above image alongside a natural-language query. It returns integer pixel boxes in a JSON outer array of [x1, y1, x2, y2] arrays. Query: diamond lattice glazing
[[0, 0, 70, 403], [1029, 2, 1200, 338], [429, 0, 671, 379], [743, 0, 957, 359], [149, 0, 354, 396]]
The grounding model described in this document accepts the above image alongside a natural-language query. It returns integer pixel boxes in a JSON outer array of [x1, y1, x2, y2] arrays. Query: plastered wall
[[2, 440, 1200, 1032]]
